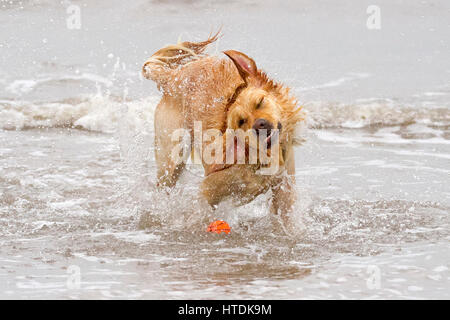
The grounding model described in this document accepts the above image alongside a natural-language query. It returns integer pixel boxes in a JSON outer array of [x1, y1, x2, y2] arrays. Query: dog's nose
[[253, 118, 273, 135]]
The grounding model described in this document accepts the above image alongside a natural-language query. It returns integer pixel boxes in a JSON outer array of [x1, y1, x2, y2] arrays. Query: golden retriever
[[142, 32, 304, 219]]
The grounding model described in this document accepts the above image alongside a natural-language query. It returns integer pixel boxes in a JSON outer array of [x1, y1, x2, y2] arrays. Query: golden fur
[[143, 32, 304, 217]]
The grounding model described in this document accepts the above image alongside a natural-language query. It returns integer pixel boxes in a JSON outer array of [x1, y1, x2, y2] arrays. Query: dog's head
[[224, 50, 304, 156]]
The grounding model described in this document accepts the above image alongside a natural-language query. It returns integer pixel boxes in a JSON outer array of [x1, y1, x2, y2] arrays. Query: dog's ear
[[223, 50, 258, 84]]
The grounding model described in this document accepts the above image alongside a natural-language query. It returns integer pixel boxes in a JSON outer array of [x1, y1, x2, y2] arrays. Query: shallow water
[[1, 0, 449, 299], [1, 126, 448, 299]]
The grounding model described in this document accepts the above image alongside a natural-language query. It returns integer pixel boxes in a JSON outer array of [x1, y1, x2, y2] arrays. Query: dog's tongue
[[264, 130, 278, 148]]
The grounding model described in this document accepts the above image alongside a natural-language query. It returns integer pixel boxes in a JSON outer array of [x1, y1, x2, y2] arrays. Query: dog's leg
[[201, 165, 272, 207], [270, 146, 296, 217], [154, 95, 187, 189], [270, 175, 296, 216]]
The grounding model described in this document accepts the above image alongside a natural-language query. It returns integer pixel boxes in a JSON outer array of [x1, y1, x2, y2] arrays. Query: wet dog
[[142, 32, 304, 218]]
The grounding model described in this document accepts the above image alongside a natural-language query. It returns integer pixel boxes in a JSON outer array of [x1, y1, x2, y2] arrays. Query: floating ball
[[206, 220, 231, 234]]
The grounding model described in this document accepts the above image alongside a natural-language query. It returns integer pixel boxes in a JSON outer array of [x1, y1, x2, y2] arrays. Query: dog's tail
[[142, 30, 221, 92]]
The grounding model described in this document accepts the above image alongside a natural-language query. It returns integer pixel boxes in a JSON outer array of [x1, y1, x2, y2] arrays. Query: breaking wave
[[0, 95, 448, 132], [0, 95, 158, 133], [305, 100, 450, 129]]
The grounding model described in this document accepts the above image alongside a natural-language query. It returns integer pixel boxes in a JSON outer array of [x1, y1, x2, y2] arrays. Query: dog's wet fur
[[143, 32, 304, 219]]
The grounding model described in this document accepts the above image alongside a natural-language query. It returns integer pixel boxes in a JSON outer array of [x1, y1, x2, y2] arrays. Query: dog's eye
[[255, 97, 264, 109], [238, 118, 246, 127]]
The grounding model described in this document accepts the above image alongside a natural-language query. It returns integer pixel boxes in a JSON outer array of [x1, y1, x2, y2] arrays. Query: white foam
[[433, 266, 448, 273], [304, 101, 450, 129], [0, 95, 158, 133], [0, 91, 449, 136], [5, 79, 38, 94], [315, 130, 450, 146]]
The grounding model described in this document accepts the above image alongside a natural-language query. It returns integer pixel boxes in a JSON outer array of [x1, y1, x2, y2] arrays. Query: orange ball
[[206, 220, 231, 234]]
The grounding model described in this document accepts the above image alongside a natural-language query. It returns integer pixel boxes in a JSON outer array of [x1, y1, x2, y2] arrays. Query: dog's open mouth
[[204, 128, 280, 176], [262, 128, 279, 149]]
